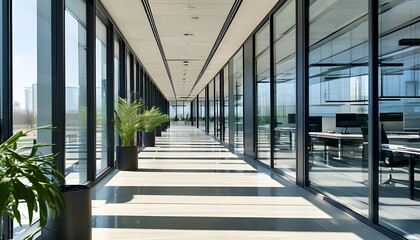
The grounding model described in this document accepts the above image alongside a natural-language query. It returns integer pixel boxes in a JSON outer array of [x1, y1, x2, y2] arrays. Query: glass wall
[[65, 0, 88, 184], [233, 49, 244, 152], [126, 51, 131, 101], [378, 0, 420, 237], [208, 79, 215, 136], [198, 89, 206, 132], [215, 75, 220, 138], [223, 64, 229, 143], [95, 16, 108, 174], [273, 0, 296, 175], [12, 0, 52, 235], [255, 22, 271, 165], [308, 0, 369, 217], [114, 39, 120, 160]]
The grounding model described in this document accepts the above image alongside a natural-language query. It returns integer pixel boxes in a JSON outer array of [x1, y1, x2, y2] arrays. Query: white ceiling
[[100, 0, 279, 102]]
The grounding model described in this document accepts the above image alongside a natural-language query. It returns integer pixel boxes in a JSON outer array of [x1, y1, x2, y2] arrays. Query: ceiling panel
[[101, 0, 279, 102]]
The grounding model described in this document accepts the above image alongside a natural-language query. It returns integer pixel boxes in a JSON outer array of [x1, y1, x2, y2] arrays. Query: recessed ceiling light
[[183, 33, 194, 36], [184, 4, 196, 10]]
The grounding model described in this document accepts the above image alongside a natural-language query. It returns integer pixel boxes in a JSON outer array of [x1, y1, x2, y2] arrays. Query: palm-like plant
[[114, 97, 144, 146], [0, 126, 65, 239], [141, 106, 166, 132]]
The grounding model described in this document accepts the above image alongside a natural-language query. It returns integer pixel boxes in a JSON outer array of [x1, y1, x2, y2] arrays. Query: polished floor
[[91, 124, 390, 240]]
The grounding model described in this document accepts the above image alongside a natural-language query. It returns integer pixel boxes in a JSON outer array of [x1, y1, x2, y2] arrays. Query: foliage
[[114, 97, 144, 146], [141, 106, 169, 132], [0, 126, 65, 240]]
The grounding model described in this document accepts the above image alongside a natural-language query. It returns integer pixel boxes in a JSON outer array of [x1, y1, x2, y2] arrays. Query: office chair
[[361, 125, 407, 185]]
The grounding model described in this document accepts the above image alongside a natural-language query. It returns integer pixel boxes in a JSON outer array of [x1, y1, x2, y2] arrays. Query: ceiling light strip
[[187, 0, 243, 99], [141, 0, 177, 100]]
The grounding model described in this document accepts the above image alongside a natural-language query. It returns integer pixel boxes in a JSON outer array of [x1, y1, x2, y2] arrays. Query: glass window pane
[[224, 65, 229, 143], [273, 0, 296, 176], [96, 17, 108, 174], [12, 0, 52, 235], [379, 0, 420, 237], [215, 75, 220, 138], [233, 49, 243, 153], [308, 0, 369, 217], [256, 22, 271, 166], [65, 0, 88, 184], [114, 39, 120, 161], [199, 90, 206, 131], [208, 80, 214, 136]]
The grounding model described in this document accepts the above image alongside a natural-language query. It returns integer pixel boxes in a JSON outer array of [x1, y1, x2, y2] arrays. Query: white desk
[[382, 144, 420, 200]]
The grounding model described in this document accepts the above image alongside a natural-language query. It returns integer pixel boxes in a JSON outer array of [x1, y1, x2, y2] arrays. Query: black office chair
[[361, 125, 407, 185]]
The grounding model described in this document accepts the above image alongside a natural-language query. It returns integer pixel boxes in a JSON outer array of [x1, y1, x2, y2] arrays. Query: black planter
[[42, 185, 91, 240], [116, 146, 139, 171], [142, 131, 155, 147], [154, 126, 162, 136]]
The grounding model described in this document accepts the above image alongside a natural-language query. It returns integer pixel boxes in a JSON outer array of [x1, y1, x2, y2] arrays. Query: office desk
[[382, 144, 420, 200], [309, 132, 362, 159], [275, 127, 295, 150], [309, 132, 420, 159]]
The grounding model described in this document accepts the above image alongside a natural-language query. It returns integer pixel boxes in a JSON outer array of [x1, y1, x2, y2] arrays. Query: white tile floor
[[92, 125, 390, 240]]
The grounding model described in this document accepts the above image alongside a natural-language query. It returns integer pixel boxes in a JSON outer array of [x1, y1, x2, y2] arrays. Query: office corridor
[[91, 125, 389, 240]]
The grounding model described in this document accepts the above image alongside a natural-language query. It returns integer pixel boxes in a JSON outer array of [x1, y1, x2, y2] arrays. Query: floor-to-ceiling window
[[378, 0, 420, 237], [126, 51, 131, 101], [12, 0, 52, 235], [223, 64, 229, 143], [273, 0, 296, 175], [255, 22, 271, 165], [308, 0, 369, 217], [199, 89, 206, 132], [95, 16, 108, 174], [114, 39, 120, 161], [208, 80, 214, 136], [65, 0, 88, 184], [215, 75, 220, 138], [233, 48, 244, 153]]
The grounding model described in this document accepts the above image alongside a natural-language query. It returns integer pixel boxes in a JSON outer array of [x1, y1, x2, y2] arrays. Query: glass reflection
[[256, 23, 271, 165], [12, 0, 52, 235], [65, 0, 88, 184], [199, 90, 206, 132], [273, 0, 296, 175], [233, 49, 244, 153], [215, 75, 221, 138], [209, 80, 215, 136], [308, 0, 369, 217], [96, 17, 108, 174], [224, 65, 229, 143], [378, 0, 420, 238]]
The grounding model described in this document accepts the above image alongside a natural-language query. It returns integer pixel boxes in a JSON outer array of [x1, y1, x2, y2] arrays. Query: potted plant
[[141, 106, 165, 147], [0, 126, 65, 239], [154, 113, 170, 137], [114, 97, 144, 170]]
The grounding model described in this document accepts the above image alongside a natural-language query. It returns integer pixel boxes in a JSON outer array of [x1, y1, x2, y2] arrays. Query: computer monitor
[[336, 113, 368, 128], [380, 112, 403, 122], [288, 113, 296, 124], [309, 116, 322, 132]]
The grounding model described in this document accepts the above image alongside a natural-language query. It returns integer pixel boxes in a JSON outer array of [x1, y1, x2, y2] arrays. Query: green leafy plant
[[141, 106, 168, 132], [0, 126, 65, 239], [114, 97, 144, 146]]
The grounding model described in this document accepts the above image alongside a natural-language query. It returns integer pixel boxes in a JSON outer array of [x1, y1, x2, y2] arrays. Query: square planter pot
[[142, 131, 155, 147], [42, 185, 91, 240], [154, 126, 162, 136], [116, 146, 139, 171]]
